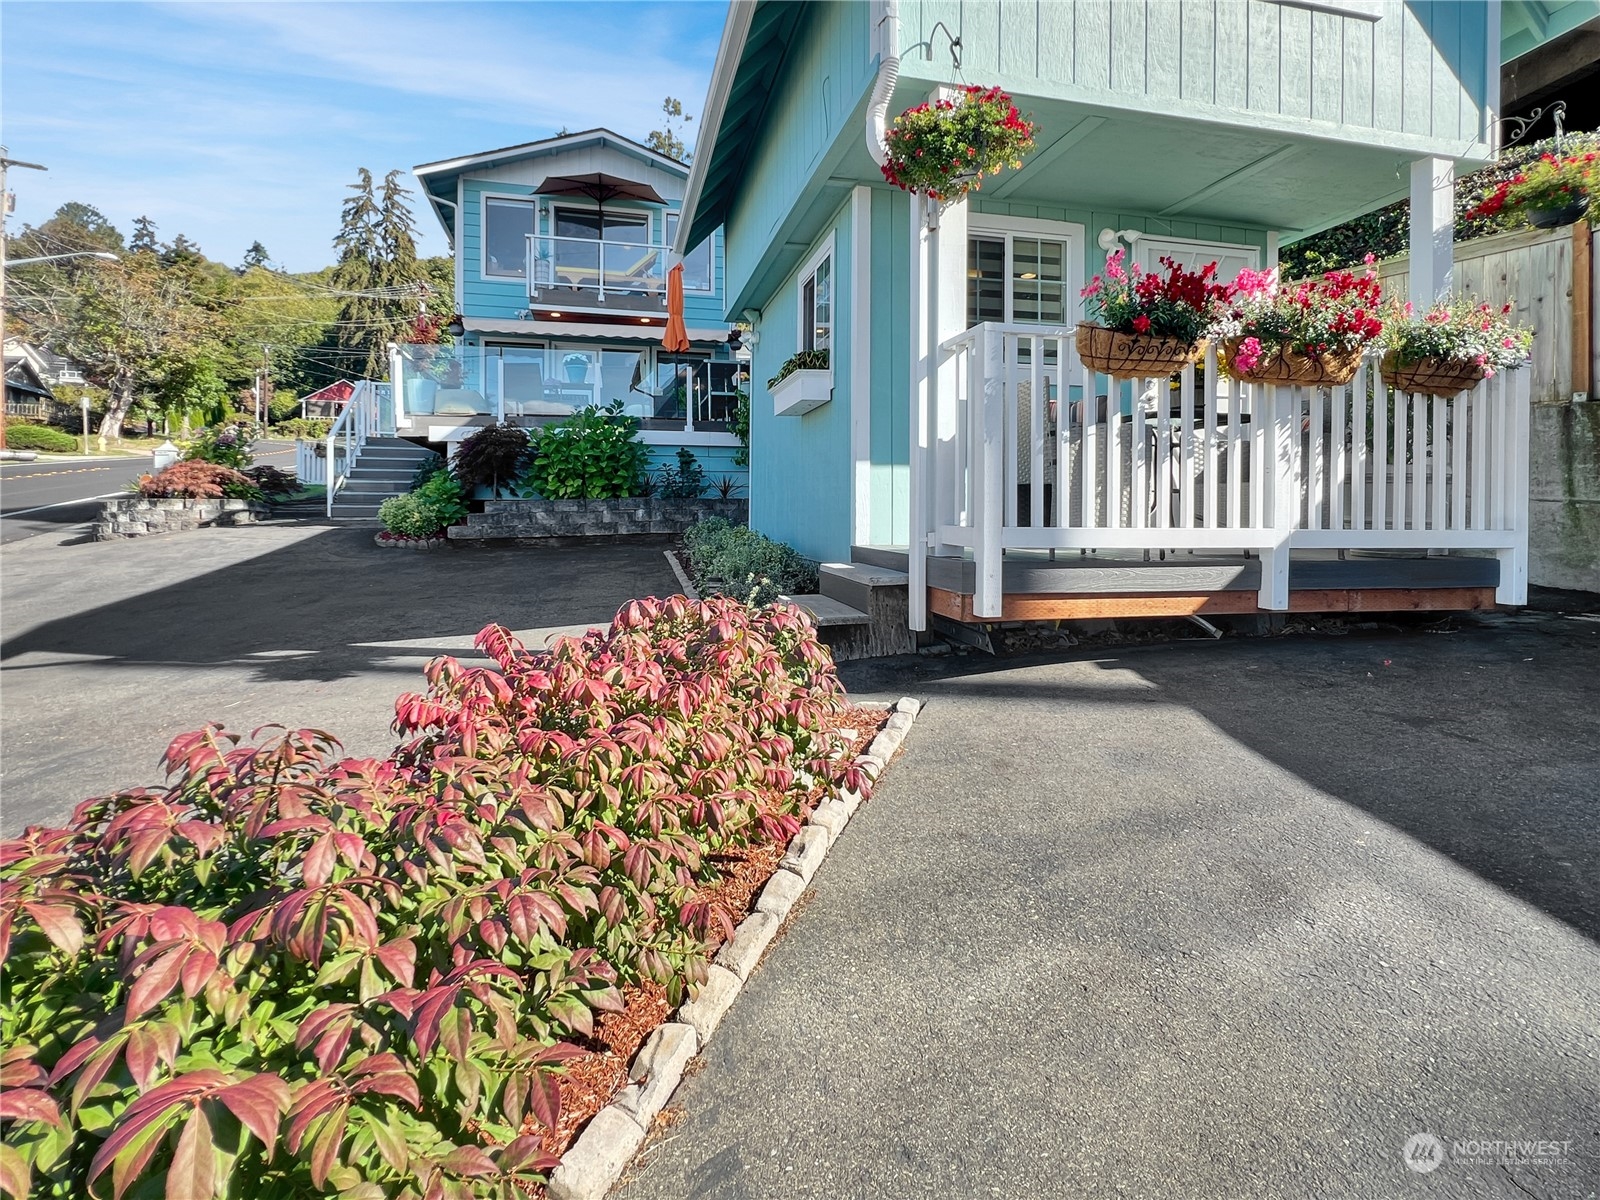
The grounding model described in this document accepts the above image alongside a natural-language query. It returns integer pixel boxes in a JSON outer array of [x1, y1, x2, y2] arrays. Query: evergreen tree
[[130, 216, 160, 255], [160, 233, 203, 267], [241, 240, 271, 271], [330, 168, 431, 377]]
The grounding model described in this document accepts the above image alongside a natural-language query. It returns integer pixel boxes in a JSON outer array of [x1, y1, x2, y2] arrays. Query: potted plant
[[768, 349, 830, 417], [880, 85, 1038, 202], [1216, 259, 1384, 386], [1378, 298, 1533, 397], [1469, 149, 1597, 229], [1076, 250, 1232, 377]]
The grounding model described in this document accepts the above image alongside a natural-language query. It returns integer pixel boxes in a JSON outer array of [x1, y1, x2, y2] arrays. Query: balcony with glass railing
[[391, 342, 745, 436]]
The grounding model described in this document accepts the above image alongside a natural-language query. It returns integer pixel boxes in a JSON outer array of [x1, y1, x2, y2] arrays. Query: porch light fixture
[[549, 311, 562, 317], [445, 315, 465, 338], [1097, 228, 1142, 253]]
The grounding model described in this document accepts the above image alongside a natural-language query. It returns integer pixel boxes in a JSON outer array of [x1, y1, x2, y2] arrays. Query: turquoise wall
[[868, 188, 911, 550], [457, 177, 726, 327], [898, 0, 1495, 154], [747, 199, 857, 564]]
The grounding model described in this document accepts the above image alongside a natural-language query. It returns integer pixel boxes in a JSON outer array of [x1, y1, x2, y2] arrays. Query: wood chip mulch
[[517, 705, 891, 1181]]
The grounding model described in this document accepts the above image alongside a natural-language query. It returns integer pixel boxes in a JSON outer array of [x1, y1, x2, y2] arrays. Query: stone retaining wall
[[94, 497, 271, 541], [449, 497, 746, 542]]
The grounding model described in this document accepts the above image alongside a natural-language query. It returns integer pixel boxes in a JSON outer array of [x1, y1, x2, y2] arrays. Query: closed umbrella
[[661, 264, 692, 421]]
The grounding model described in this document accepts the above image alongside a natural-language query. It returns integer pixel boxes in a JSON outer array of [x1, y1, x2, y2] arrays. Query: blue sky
[[2, 1, 727, 271]]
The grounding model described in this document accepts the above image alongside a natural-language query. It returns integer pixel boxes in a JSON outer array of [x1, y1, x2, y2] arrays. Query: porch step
[[781, 594, 870, 628], [820, 561, 910, 613], [850, 545, 911, 572]]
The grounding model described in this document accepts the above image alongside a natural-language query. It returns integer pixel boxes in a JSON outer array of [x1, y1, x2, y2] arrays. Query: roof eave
[[674, 0, 758, 255], [415, 128, 688, 182]]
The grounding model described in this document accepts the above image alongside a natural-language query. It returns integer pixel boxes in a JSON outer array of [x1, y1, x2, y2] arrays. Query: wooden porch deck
[[851, 546, 1499, 623]]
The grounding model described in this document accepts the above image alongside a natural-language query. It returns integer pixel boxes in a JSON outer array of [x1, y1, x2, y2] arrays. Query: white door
[[1133, 235, 1261, 285]]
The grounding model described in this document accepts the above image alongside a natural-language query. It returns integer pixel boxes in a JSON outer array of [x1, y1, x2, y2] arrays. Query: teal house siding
[[867, 188, 912, 550], [897, 0, 1496, 155], [747, 200, 857, 563]]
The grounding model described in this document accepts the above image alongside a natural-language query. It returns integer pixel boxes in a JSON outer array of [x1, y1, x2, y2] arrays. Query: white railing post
[[1496, 369, 1532, 605], [975, 325, 1006, 619], [1257, 385, 1292, 610]]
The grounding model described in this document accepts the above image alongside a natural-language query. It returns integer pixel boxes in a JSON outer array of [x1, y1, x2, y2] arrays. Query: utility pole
[[0, 147, 49, 451]]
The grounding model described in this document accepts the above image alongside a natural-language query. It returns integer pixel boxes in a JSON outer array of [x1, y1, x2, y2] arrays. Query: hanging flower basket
[[1221, 339, 1364, 386], [1379, 353, 1487, 397], [1076, 324, 1205, 377], [1527, 195, 1590, 228], [880, 86, 1038, 202]]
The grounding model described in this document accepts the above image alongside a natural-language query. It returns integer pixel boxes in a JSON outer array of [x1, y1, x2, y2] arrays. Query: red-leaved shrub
[[0, 596, 866, 1198], [136, 461, 260, 500]]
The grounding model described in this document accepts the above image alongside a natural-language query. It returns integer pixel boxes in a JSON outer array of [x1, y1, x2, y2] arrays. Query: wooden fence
[[1378, 221, 1593, 406]]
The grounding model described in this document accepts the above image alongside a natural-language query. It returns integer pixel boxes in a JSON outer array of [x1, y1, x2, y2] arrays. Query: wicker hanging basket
[[1075, 323, 1205, 377], [1379, 352, 1488, 397], [1220, 339, 1364, 386]]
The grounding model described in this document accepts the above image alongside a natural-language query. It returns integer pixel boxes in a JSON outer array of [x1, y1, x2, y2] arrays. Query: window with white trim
[[484, 198, 535, 279], [799, 250, 832, 354]]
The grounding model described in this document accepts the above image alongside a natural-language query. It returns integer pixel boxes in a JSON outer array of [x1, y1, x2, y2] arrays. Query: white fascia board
[[674, 0, 757, 256]]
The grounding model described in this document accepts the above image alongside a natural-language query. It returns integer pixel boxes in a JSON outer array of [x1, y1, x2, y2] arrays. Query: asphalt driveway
[[626, 613, 1600, 1199], [0, 521, 677, 833]]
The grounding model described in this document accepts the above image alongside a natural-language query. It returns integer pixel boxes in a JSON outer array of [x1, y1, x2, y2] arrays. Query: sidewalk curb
[[545, 696, 923, 1200]]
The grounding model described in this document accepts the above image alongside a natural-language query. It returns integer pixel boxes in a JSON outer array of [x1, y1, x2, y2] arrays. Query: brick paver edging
[[546, 696, 923, 1200]]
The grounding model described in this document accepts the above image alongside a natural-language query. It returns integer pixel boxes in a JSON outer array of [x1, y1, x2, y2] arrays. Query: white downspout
[[866, 0, 900, 166]]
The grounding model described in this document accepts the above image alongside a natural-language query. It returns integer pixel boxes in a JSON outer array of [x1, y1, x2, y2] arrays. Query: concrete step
[[820, 561, 909, 613], [849, 544, 911, 572], [780, 594, 870, 628], [346, 468, 419, 481]]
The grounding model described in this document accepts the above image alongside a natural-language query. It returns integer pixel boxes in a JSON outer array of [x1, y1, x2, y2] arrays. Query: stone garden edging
[[373, 533, 450, 551], [545, 696, 923, 1200], [93, 496, 270, 541], [450, 497, 747, 543]]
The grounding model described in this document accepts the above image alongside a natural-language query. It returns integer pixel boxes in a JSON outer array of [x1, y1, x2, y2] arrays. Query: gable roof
[[677, 1, 806, 254], [415, 127, 687, 183]]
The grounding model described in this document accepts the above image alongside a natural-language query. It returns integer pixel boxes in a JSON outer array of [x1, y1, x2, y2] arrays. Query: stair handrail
[[325, 380, 378, 518]]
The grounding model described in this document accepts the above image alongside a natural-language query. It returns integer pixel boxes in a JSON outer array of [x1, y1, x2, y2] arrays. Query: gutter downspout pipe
[[866, 0, 900, 167]]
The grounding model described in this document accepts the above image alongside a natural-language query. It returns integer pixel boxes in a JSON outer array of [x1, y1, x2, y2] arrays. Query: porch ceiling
[[858, 89, 1447, 238]]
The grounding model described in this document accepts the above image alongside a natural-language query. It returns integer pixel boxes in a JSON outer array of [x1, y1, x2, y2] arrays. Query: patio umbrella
[[534, 172, 666, 228], [663, 263, 691, 355]]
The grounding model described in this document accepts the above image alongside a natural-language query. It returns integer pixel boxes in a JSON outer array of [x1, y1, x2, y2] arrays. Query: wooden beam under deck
[[927, 587, 1498, 624]]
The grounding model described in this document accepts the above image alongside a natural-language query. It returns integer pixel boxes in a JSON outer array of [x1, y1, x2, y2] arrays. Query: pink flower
[[1105, 247, 1126, 281], [1234, 336, 1263, 374]]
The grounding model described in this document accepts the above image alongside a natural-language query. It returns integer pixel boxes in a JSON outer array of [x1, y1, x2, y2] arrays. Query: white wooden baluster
[[975, 327, 1004, 617], [1223, 353, 1242, 530], [1411, 393, 1427, 533], [1470, 382, 1487, 529], [1058, 346, 1075, 528], [1155, 377, 1170, 530], [1202, 363, 1216, 529], [1083, 374, 1100, 528], [1309, 387, 1325, 531], [1107, 376, 1123, 530], [1450, 390, 1467, 531], [1030, 336, 1044, 529], [1131, 371, 1148, 529], [1250, 380, 1265, 530], [1392, 389, 1407, 530], [1179, 368, 1195, 529], [1351, 367, 1367, 533], [1330, 385, 1346, 531], [1004, 337, 1018, 529], [1440, 395, 1452, 531]]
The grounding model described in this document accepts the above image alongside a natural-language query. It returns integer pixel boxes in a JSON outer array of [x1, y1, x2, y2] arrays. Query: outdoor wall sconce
[[1097, 228, 1142, 254], [445, 315, 465, 338]]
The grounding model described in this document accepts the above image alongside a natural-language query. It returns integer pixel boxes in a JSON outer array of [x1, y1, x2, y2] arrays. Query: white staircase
[[328, 438, 438, 522]]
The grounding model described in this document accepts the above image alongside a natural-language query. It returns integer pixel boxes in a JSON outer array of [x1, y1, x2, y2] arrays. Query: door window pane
[[968, 237, 1005, 326], [485, 199, 534, 278], [1011, 237, 1066, 323]]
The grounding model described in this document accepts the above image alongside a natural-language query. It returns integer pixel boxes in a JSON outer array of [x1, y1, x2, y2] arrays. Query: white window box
[[772, 369, 831, 417]]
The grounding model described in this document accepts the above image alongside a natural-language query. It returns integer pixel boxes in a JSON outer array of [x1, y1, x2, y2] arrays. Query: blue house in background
[[389, 128, 745, 487]]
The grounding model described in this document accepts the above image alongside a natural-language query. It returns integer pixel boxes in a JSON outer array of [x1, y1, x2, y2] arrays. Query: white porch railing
[[936, 323, 1532, 617], [293, 439, 327, 487], [324, 380, 387, 518]]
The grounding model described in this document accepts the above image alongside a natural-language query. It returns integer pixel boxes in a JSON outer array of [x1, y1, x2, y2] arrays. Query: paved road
[[0, 521, 677, 832], [0, 440, 296, 544], [628, 615, 1600, 1199]]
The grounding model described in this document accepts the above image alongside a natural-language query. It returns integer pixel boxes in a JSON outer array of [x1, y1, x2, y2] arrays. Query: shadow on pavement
[[843, 612, 1600, 944], [1, 524, 678, 684]]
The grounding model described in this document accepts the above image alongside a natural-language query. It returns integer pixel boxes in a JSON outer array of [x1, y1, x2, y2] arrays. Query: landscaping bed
[[0, 596, 882, 1199], [451, 497, 746, 543]]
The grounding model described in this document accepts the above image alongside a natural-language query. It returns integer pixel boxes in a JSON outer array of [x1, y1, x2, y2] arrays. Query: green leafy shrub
[[409, 453, 445, 491], [181, 424, 254, 470], [730, 388, 750, 467], [654, 448, 707, 499], [682, 517, 818, 603], [273, 418, 332, 441], [0, 597, 865, 1198], [136, 461, 263, 501], [378, 472, 466, 538], [3, 424, 78, 453], [522, 403, 649, 500], [767, 350, 828, 390], [452, 424, 530, 497]]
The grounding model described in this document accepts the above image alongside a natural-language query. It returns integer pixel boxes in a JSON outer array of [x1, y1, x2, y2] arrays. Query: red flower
[[1132, 315, 1151, 334]]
